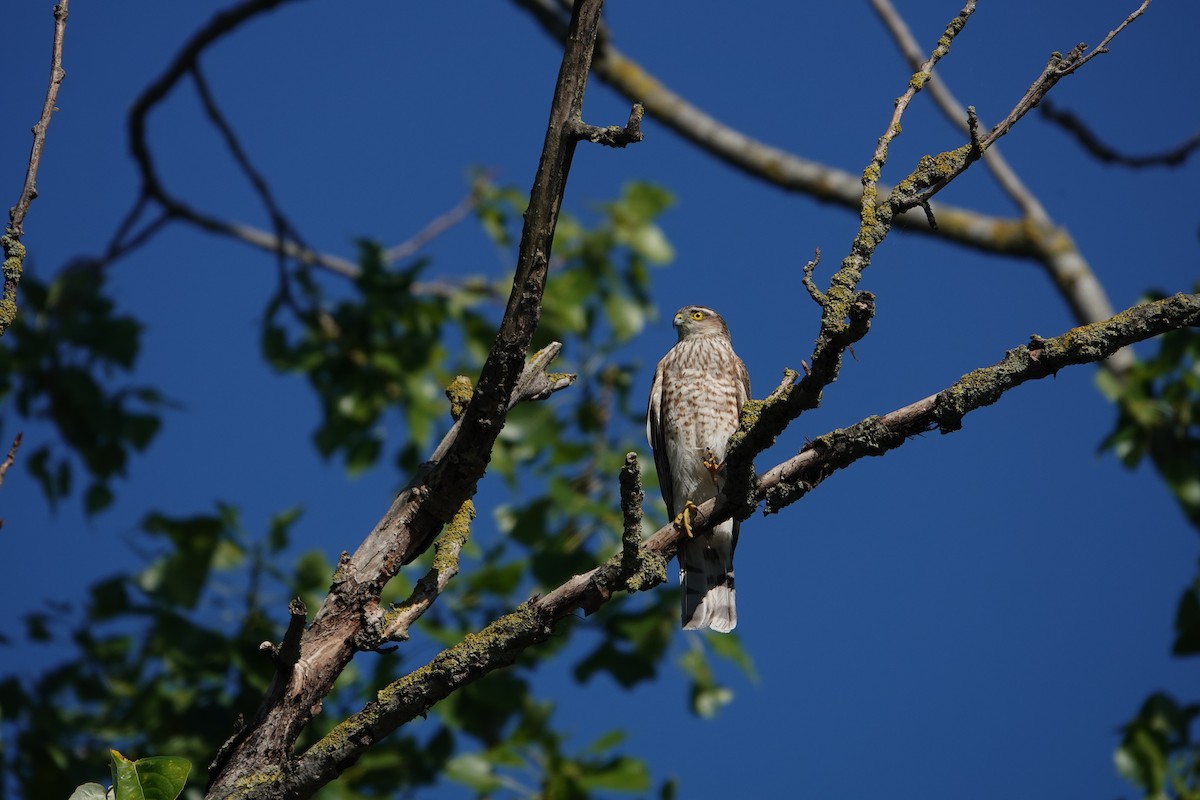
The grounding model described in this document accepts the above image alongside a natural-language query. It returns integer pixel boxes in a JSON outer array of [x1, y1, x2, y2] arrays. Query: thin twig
[[190, 63, 309, 302], [0, 432, 23, 488], [801, 249, 825, 307], [870, 0, 1051, 221], [511, 0, 1136, 372], [1041, 99, 1200, 168], [381, 500, 475, 642], [2, 1, 69, 336], [7, 1, 69, 236], [384, 179, 487, 265]]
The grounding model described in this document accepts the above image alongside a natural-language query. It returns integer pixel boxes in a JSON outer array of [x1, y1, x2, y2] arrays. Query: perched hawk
[[647, 305, 751, 632]]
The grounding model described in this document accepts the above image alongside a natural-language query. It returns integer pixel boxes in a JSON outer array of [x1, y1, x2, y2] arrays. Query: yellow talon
[[673, 500, 702, 538], [703, 447, 721, 486]]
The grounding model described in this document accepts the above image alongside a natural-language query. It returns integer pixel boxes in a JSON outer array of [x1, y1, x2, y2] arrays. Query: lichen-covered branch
[[722, 1, 1149, 510], [279, 292, 1199, 794], [381, 500, 475, 642], [204, 343, 575, 798], [511, 0, 1144, 371], [203, 0, 636, 795], [2, 0, 69, 336], [762, 292, 1200, 512], [722, 2, 976, 506], [618, 452, 646, 584]]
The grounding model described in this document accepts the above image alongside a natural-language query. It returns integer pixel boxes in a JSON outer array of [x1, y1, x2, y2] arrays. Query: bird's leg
[[703, 447, 721, 487], [673, 500, 702, 538]]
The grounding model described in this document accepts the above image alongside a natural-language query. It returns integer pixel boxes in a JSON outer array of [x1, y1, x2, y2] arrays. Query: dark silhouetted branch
[[1041, 99, 1200, 169]]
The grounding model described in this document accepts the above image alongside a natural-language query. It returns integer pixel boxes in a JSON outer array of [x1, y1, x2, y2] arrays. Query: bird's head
[[673, 305, 729, 341]]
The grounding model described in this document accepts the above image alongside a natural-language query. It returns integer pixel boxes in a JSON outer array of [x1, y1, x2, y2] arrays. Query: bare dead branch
[[801, 248, 825, 307], [977, 1, 1151, 159], [383, 180, 484, 265], [568, 103, 645, 147], [511, 0, 1138, 373], [2, 1, 69, 336], [1041, 99, 1200, 168], [190, 63, 309, 296], [723, 3, 976, 507]]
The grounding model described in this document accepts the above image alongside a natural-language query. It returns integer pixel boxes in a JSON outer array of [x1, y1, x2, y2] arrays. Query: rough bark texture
[[202, 2, 625, 797]]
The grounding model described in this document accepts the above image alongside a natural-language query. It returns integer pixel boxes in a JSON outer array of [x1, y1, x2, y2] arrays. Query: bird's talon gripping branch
[[673, 500, 702, 538], [702, 447, 721, 486]]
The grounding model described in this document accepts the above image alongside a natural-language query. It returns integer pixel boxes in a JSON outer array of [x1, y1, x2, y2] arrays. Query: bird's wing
[[646, 355, 675, 517], [736, 353, 751, 410]]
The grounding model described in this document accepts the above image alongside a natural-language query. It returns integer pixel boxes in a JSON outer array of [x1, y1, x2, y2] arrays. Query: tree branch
[[288, 292, 1200, 791], [0, 432, 22, 489], [719, 1, 1151, 515], [204, 0, 639, 792], [380, 500, 475, 642], [2, 0, 69, 336], [511, 0, 1144, 372], [1040, 98, 1200, 169]]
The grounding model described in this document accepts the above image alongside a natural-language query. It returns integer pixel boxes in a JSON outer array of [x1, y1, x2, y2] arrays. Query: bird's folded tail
[[680, 525, 736, 633]]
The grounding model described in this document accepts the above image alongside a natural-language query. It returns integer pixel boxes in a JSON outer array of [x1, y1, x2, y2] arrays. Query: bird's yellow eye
[[691, 310, 704, 321]]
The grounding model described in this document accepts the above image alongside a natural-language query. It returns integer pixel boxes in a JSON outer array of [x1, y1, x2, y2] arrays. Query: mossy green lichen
[[444, 376, 474, 421], [433, 500, 474, 573], [624, 551, 668, 592], [230, 765, 283, 796]]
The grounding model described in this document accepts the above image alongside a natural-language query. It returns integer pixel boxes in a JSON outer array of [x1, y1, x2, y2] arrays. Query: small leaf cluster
[[70, 751, 192, 800], [1116, 692, 1200, 800], [0, 505, 301, 797], [1101, 289, 1200, 799], [0, 263, 166, 512], [1100, 297, 1200, 527], [2, 180, 756, 798], [261, 245, 497, 475]]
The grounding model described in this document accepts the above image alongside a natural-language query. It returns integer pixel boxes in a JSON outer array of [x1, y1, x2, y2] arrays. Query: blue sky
[[2, 1, 1198, 798]]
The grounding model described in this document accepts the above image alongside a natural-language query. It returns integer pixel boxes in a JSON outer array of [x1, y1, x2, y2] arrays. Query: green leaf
[[84, 482, 115, 514], [444, 753, 503, 793], [138, 512, 225, 608], [67, 783, 109, 800], [578, 755, 651, 792], [1174, 578, 1200, 656], [706, 630, 758, 681], [109, 751, 190, 800]]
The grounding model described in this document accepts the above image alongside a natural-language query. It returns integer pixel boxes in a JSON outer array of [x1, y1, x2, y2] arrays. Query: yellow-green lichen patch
[[624, 551, 668, 592], [444, 376, 474, 421]]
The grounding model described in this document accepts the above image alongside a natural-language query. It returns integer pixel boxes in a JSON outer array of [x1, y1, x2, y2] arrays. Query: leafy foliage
[[0, 505, 297, 797], [1100, 297, 1200, 529], [1, 181, 754, 799], [0, 263, 166, 513], [1116, 692, 1200, 800], [1101, 292, 1200, 799]]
